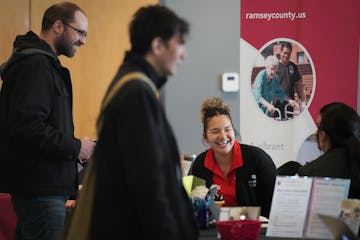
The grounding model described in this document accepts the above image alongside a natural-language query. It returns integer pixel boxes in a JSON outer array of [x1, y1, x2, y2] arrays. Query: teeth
[[217, 140, 228, 145]]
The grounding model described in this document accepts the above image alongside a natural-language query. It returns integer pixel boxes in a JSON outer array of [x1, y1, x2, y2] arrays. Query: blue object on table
[[192, 196, 211, 229]]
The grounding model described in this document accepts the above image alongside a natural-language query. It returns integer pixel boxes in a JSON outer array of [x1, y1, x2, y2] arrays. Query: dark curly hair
[[200, 97, 233, 135]]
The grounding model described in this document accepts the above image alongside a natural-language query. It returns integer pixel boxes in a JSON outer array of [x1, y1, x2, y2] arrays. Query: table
[[199, 227, 305, 240], [0, 194, 16, 240]]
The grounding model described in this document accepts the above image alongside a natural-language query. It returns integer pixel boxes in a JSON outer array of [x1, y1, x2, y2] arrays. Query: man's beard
[[55, 34, 76, 57]]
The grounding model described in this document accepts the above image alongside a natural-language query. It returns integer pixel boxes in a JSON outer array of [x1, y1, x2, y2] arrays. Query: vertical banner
[[239, 0, 360, 167]]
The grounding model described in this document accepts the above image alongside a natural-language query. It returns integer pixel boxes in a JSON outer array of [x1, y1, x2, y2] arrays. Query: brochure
[[266, 176, 350, 239]]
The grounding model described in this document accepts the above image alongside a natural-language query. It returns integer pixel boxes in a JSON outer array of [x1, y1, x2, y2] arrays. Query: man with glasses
[[0, 2, 95, 240], [63, 22, 88, 38]]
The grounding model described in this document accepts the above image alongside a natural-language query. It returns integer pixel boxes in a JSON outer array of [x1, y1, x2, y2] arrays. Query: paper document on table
[[304, 178, 350, 239], [266, 176, 312, 238], [266, 176, 350, 239]]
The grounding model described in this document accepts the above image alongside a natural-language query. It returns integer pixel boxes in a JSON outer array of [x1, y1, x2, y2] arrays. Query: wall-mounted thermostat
[[221, 72, 239, 92]]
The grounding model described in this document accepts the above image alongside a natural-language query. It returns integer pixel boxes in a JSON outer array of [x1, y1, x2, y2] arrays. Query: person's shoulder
[[255, 69, 266, 81], [278, 61, 286, 68], [16, 51, 51, 65], [4, 52, 53, 78], [193, 151, 207, 164], [240, 143, 266, 154], [297, 154, 326, 175], [240, 144, 273, 163], [302, 148, 345, 167], [189, 150, 208, 175], [297, 149, 347, 176], [111, 69, 155, 96], [289, 61, 299, 69], [258, 68, 266, 75], [102, 70, 158, 115]]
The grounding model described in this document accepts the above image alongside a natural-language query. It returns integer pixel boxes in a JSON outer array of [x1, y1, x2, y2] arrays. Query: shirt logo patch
[[248, 174, 257, 187]]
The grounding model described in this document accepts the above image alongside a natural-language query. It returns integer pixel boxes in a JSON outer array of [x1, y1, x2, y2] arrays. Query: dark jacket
[[190, 144, 276, 217], [0, 31, 80, 196], [277, 60, 301, 99], [89, 51, 198, 240], [297, 148, 360, 198]]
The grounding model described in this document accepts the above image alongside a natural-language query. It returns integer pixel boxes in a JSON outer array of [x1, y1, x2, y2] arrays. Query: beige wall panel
[[30, 0, 157, 139], [0, 0, 30, 88]]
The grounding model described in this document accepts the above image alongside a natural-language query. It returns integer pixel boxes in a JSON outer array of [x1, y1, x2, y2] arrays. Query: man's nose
[[180, 48, 187, 60], [79, 35, 86, 45]]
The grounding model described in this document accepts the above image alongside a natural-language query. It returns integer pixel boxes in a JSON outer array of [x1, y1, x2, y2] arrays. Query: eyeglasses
[[63, 22, 87, 38]]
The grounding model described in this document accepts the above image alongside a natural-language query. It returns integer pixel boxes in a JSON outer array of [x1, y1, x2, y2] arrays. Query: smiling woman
[[189, 97, 277, 218]]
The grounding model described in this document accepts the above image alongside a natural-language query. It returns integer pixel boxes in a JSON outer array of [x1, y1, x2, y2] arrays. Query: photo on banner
[[250, 39, 315, 121], [240, 0, 359, 167]]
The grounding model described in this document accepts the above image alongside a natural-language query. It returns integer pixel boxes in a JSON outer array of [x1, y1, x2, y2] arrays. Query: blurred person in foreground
[[74, 5, 198, 240], [297, 102, 360, 198], [189, 97, 277, 217], [0, 2, 95, 240]]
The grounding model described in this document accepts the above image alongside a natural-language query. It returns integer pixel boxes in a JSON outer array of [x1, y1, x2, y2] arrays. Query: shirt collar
[[204, 140, 243, 176], [123, 51, 167, 89]]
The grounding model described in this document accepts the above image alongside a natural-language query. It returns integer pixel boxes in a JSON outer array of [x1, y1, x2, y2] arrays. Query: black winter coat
[[0, 31, 80, 196], [89, 51, 198, 240], [297, 148, 360, 198]]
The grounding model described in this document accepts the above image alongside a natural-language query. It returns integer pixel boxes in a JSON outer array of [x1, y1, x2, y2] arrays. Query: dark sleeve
[[8, 55, 80, 160], [189, 151, 212, 188], [245, 145, 276, 217], [292, 63, 301, 82], [297, 161, 316, 176], [292, 63, 304, 100], [277, 161, 302, 176], [296, 154, 327, 177], [189, 151, 205, 176], [111, 81, 179, 239]]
